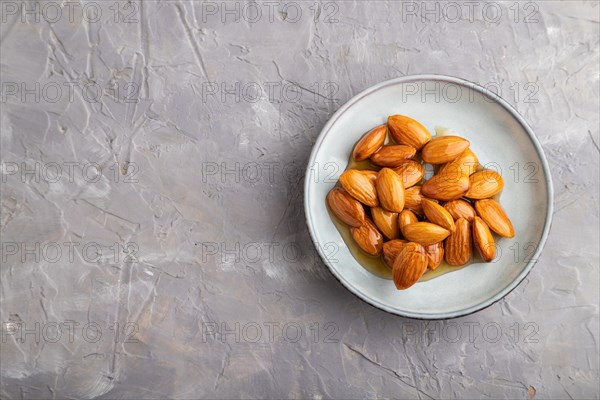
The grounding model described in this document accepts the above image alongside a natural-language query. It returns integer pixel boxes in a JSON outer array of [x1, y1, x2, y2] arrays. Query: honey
[[328, 126, 497, 283]]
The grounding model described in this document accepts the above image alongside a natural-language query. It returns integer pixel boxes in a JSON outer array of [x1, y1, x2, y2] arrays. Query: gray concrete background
[[1, 1, 599, 399]]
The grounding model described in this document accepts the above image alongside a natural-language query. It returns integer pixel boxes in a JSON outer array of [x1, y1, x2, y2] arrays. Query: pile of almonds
[[327, 115, 515, 290]]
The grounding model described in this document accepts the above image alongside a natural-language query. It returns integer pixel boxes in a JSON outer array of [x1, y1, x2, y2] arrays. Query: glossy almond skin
[[425, 242, 444, 270], [421, 198, 455, 232], [404, 186, 424, 214], [376, 168, 405, 213], [339, 169, 379, 206], [382, 239, 407, 267], [352, 125, 386, 161], [350, 218, 383, 256], [421, 171, 470, 201], [465, 170, 504, 199], [402, 222, 450, 246], [326, 188, 366, 227], [399, 209, 419, 237], [370, 145, 416, 167], [421, 136, 470, 164], [387, 115, 432, 150], [439, 148, 479, 176], [371, 207, 399, 240], [443, 199, 476, 222], [472, 216, 496, 262], [358, 169, 378, 182], [392, 160, 424, 188], [445, 218, 472, 266], [393, 242, 428, 290], [474, 199, 515, 238]]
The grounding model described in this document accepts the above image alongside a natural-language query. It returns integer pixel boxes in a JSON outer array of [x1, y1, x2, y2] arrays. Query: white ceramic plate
[[304, 75, 553, 319]]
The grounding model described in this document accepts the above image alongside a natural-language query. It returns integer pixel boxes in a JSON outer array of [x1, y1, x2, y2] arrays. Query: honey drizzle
[[330, 126, 500, 282]]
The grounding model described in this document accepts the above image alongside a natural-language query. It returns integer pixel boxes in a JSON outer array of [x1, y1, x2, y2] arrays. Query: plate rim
[[303, 74, 554, 319]]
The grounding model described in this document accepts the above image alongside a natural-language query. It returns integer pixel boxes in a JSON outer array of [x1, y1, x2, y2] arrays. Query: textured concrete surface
[[1, 1, 599, 399]]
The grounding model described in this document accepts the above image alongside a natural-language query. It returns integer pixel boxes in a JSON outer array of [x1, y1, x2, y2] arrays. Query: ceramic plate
[[304, 75, 553, 319]]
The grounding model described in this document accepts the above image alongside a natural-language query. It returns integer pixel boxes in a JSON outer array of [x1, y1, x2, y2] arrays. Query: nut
[[421, 136, 470, 164], [392, 242, 428, 289], [326, 187, 366, 227], [425, 242, 444, 270], [382, 239, 407, 267], [352, 125, 386, 161], [421, 198, 455, 232], [404, 186, 424, 214], [465, 170, 504, 199], [444, 217, 472, 266], [371, 206, 399, 240], [399, 209, 419, 237], [402, 222, 450, 246], [474, 199, 515, 238], [375, 168, 405, 212], [443, 199, 476, 222], [438, 148, 479, 176], [421, 171, 470, 201], [339, 169, 379, 206], [392, 160, 424, 188], [387, 115, 432, 150], [350, 218, 384, 256], [472, 216, 496, 262], [370, 145, 416, 167]]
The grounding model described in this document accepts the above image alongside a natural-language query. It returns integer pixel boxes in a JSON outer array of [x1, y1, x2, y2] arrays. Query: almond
[[358, 169, 378, 182], [352, 125, 386, 161], [421, 171, 470, 201], [326, 188, 366, 227], [474, 199, 514, 238], [421, 198, 455, 232], [371, 207, 399, 240], [370, 145, 416, 167], [438, 148, 479, 176], [421, 136, 470, 164], [425, 242, 444, 270], [382, 239, 407, 267], [350, 218, 383, 256], [375, 168, 405, 212], [387, 115, 432, 150], [392, 160, 424, 188], [472, 216, 496, 262], [444, 217, 472, 266], [393, 242, 428, 289], [465, 170, 504, 199], [399, 209, 419, 237], [339, 169, 379, 206], [443, 199, 476, 222], [404, 186, 424, 214], [402, 222, 450, 246]]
